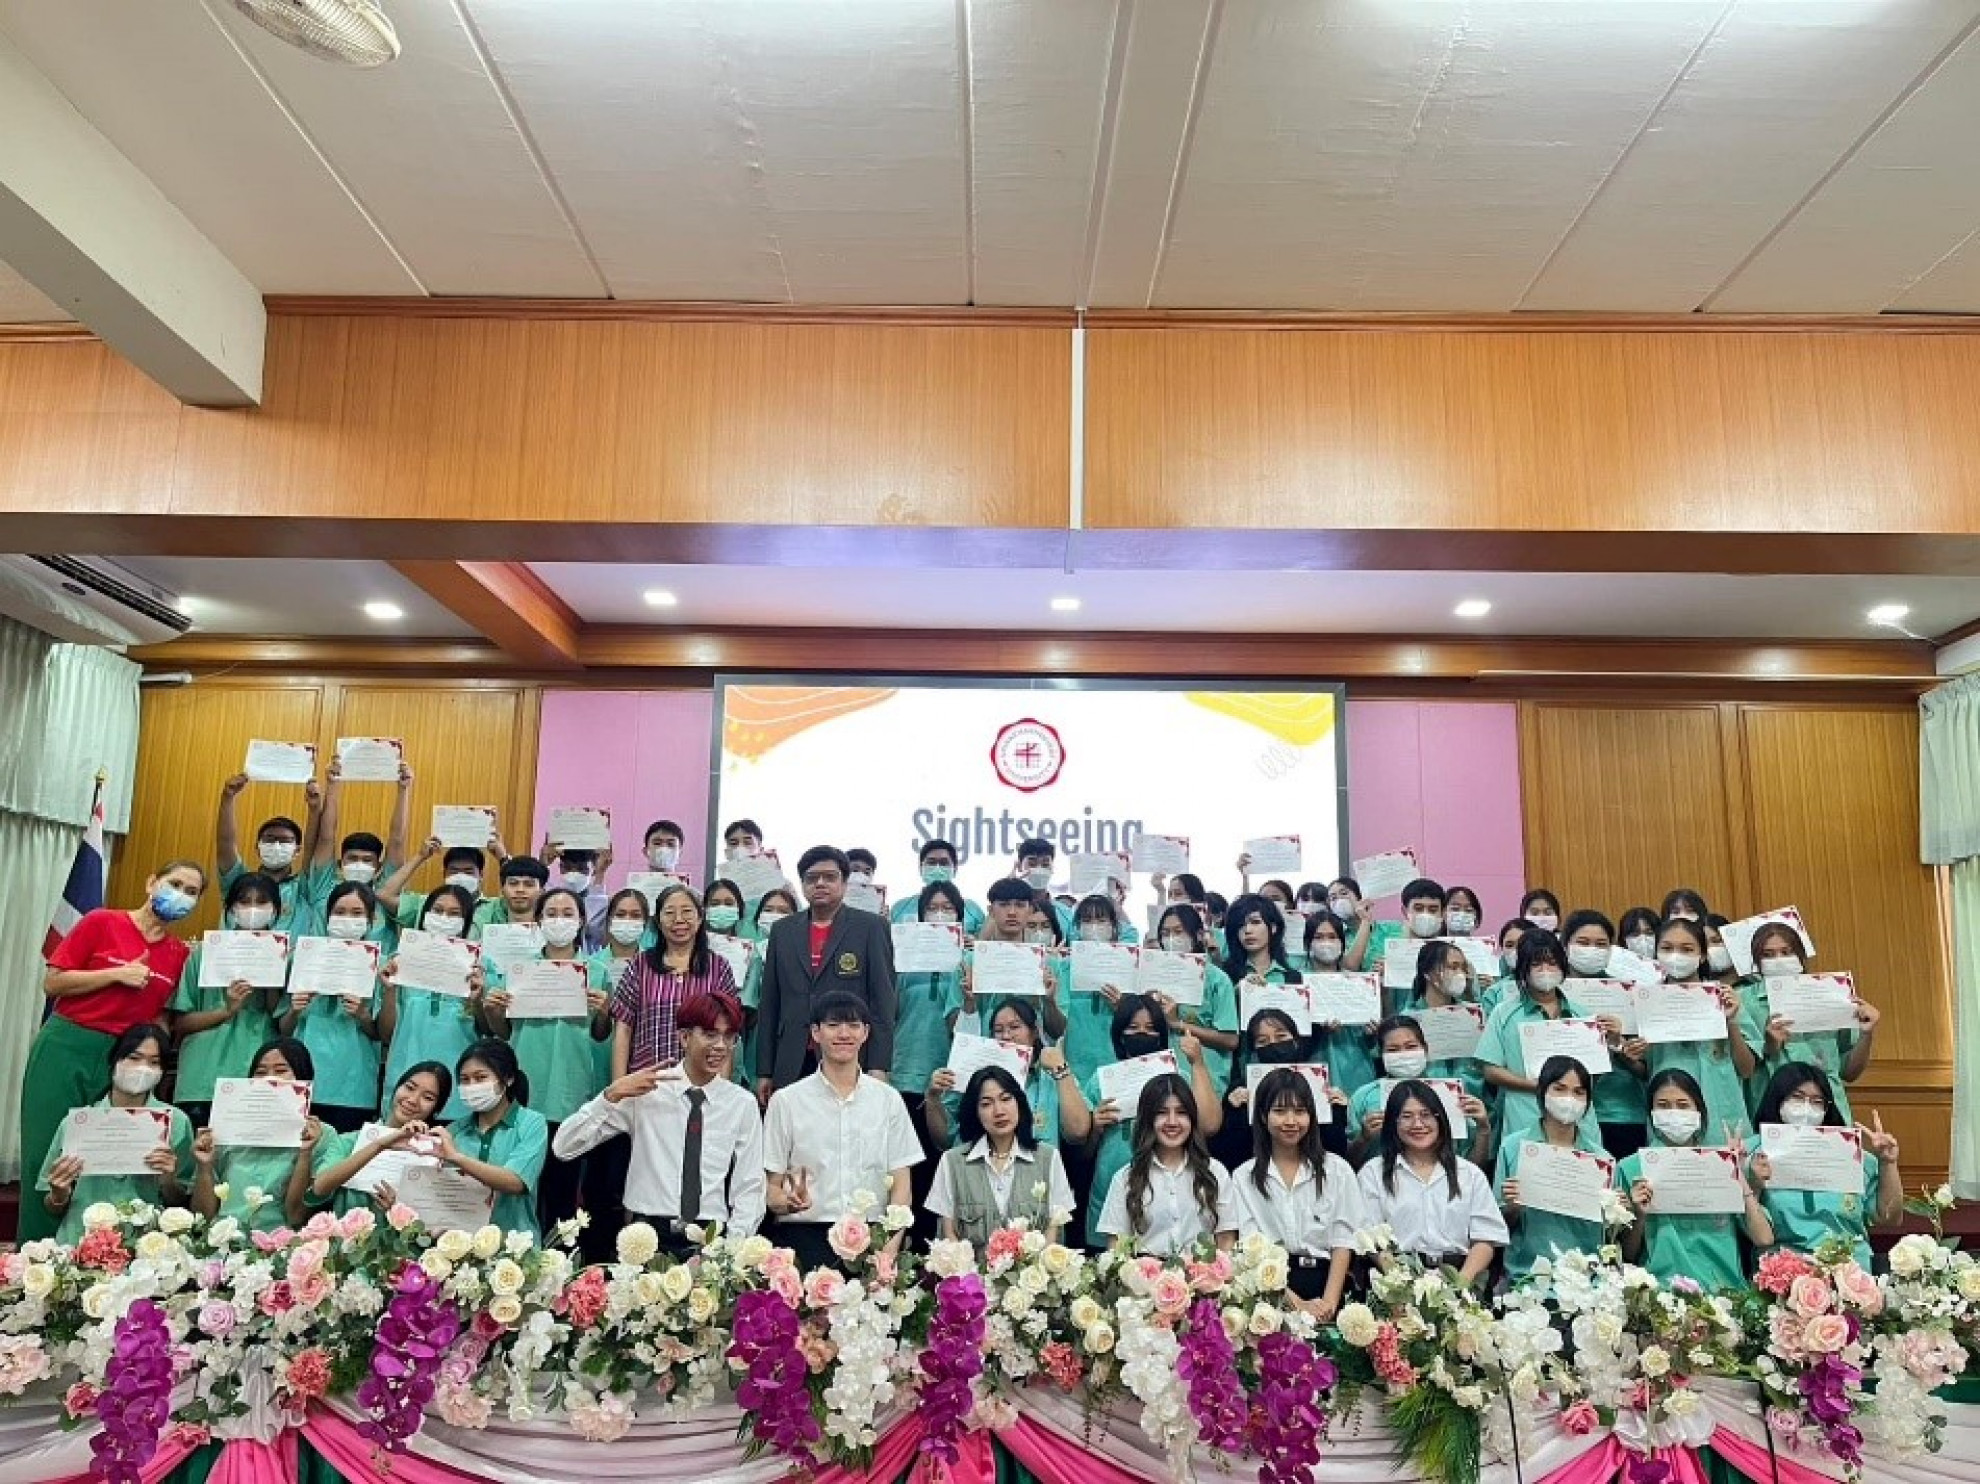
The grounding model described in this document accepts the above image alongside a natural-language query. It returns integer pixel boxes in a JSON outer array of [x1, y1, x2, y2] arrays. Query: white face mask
[[1526, 912, 1559, 933], [1707, 945, 1735, 973], [1759, 955, 1803, 978], [1659, 951, 1701, 981], [1078, 922, 1113, 943], [1439, 968, 1472, 998], [232, 904, 276, 931], [1652, 1108, 1701, 1144], [540, 918, 582, 948], [1161, 934, 1192, 954], [1022, 927, 1054, 947], [1527, 967, 1564, 995], [848, 871, 873, 889], [1780, 1099, 1825, 1128], [1445, 909, 1478, 935], [757, 910, 788, 931], [1021, 867, 1052, 890], [1566, 944, 1610, 976], [1624, 934, 1656, 959], [725, 843, 758, 862], [1408, 910, 1444, 938], [924, 910, 959, 927], [1310, 940, 1343, 967], [459, 1081, 503, 1113], [326, 916, 369, 941], [1327, 896, 1355, 918], [445, 871, 481, 894], [341, 860, 377, 885], [560, 871, 592, 894], [1384, 1049, 1428, 1079], [608, 919, 645, 946], [1544, 1093, 1587, 1126], [258, 840, 297, 870], [113, 1063, 162, 1097], [648, 845, 681, 870], [424, 913, 465, 939]]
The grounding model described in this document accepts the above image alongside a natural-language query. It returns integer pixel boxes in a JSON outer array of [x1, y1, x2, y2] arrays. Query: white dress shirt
[[554, 1073, 766, 1237], [1355, 1154, 1508, 1259], [926, 1139, 1077, 1224], [762, 1070, 924, 1224], [1231, 1153, 1366, 1256], [1096, 1157, 1239, 1255]]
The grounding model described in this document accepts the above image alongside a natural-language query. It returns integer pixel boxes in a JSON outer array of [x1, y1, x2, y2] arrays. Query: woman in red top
[[19, 858, 207, 1242]]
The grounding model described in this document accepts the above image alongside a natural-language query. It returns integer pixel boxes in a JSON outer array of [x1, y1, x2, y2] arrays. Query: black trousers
[[538, 1122, 584, 1234]]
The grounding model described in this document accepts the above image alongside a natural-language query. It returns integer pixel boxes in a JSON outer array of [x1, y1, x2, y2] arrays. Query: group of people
[[19, 769, 1904, 1315]]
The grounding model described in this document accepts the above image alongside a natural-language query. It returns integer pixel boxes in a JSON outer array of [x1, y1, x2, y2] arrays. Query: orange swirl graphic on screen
[[723, 685, 897, 762], [1185, 691, 1336, 748]]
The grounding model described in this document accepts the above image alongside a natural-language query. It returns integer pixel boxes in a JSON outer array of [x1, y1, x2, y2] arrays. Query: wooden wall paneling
[[110, 681, 328, 934], [1518, 702, 1742, 918]]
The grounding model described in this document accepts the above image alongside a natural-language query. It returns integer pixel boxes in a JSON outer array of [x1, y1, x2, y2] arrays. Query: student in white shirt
[[762, 990, 923, 1271], [553, 990, 765, 1258], [1355, 1079, 1506, 1288], [926, 1066, 1075, 1251], [1097, 1073, 1238, 1256], [1233, 1068, 1364, 1321]]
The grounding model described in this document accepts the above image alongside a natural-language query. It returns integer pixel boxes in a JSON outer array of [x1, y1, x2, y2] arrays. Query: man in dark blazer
[[754, 844, 898, 1103]]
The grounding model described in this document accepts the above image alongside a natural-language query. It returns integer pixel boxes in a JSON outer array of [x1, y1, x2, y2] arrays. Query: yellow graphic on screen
[[1184, 691, 1336, 748], [723, 685, 898, 762]]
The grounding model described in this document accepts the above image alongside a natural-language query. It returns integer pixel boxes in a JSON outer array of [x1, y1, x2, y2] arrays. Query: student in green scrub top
[[191, 1038, 323, 1234], [699, 880, 758, 1077], [1617, 907, 1661, 965], [297, 754, 412, 944], [1620, 1069, 1773, 1291], [576, 888, 647, 1266], [1347, 1015, 1494, 1169], [926, 998, 1090, 1153], [440, 1039, 550, 1240], [277, 882, 386, 1135], [587, 888, 650, 1047], [1442, 886, 1485, 942], [214, 773, 320, 932], [1749, 921, 1881, 1125], [1480, 929, 1635, 1142], [1496, 1055, 1610, 1280], [1317, 878, 1377, 980], [1701, 914, 1739, 986], [1151, 874, 1225, 959], [1346, 876, 1445, 979], [1557, 909, 1651, 1160], [894, 882, 969, 1105], [169, 872, 286, 1128], [1660, 887, 1710, 926], [1081, 997, 1220, 1249], [378, 885, 485, 1124], [1146, 904, 1239, 1090], [308, 1061, 453, 1215], [1394, 940, 1489, 1099], [1745, 1061, 1903, 1272], [640, 817, 687, 881], [1518, 889, 1563, 937], [1221, 892, 1302, 994], [377, 838, 491, 930], [38, 1026, 194, 1244], [481, 888, 610, 1234], [471, 854, 549, 936], [1062, 894, 1132, 1081], [1488, 917, 1530, 1009], [960, 881, 1067, 1044], [1640, 917, 1761, 1149], [892, 839, 988, 935], [748, 886, 797, 947], [1300, 910, 1379, 1099]]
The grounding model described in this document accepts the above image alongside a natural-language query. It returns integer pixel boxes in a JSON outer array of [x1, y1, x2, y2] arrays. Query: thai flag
[[43, 780, 106, 959]]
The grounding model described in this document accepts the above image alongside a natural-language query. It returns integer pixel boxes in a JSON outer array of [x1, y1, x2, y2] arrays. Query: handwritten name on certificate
[[547, 807, 612, 851], [1640, 1146, 1746, 1216], [1417, 1003, 1485, 1062], [394, 929, 479, 997], [504, 960, 589, 1019], [1514, 1143, 1614, 1224], [1767, 974, 1859, 1035], [1242, 835, 1303, 874], [334, 736, 403, 783], [244, 739, 316, 784], [210, 1078, 312, 1148], [1245, 1062, 1333, 1121], [1129, 833, 1190, 875], [1760, 1124, 1864, 1195], [892, 921, 964, 975], [199, 930, 290, 988], [431, 805, 497, 849], [1135, 949, 1207, 1007], [945, 1033, 1032, 1085], [288, 936, 380, 999], [1518, 1017, 1612, 1076], [1070, 941, 1138, 995], [1240, 981, 1311, 1033], [1096, 1051, 1178, 1113], [60, 1107, 172, 1176], [1303, 972, 1381, 1027], [1634, 982, 1727, 1045], [400, 1165, 496, 1233], [1350, 849, 1419, 901], [972, 940, 1049, 998]]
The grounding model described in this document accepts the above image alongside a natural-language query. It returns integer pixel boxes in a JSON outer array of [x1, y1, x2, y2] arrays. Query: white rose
[[688, 1287, 718, 1324], [849, 1189, 877, 1216], [883, 1204, 913, 1233], [421, 1251, 455, 1281], [1070, 1296, 1102, 1330], [1888, 1239, 1928, 1279], [1935, 1184, 1955, 1207], [1640, 1345, 1670, 1378], [471, 1225, 504, 1259], [158, 1208, 194, 1236], [1040, 1244, 1074, 1276], [633, 1272, 667, 1306], [1593, 1313, 1625, 1347], [617, 1222, 660, 1266], [1084, 1322, 1115, 1355], [1336, 1303, 1379, 1347], [487, 1259, 525, 1296], [1956, 1267, 1980, 1302], [81, 1284, 114, 1320], [736, 1236, 773, 1270], [20, 1265, 54, 1300], [926, 1240, 976, 1280], [80, 1203, 118, 1232], [1240, 1232, 1269, 1260], [1256, 1257, 1289, 1293], [487, 1294, 523, 1325], [659, 1264, 694, 1303], [135, 1232, 174, 1262], [207, 1217, 240, 1247], [1248, 1303, 1283, 1337], [1001, 1286, 1033, 1317], [1665, 1387, 1702, 1418], [506, 1231, 533, 1257], [1019, 1265, 1049, 1295], [436, 1230, 473, 1262]]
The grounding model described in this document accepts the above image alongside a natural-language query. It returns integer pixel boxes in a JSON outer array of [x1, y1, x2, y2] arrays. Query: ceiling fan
[[229, 0, 400, 67]]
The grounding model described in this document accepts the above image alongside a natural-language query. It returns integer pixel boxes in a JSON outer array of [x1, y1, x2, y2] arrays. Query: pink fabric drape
[[209, 1435, 299, 1484], [1534, 1437, 1712, 1484], [42, 1431, 200, 1484], [992, 1414, 1162, 1484], [1709, 1425, 1840, 1484]]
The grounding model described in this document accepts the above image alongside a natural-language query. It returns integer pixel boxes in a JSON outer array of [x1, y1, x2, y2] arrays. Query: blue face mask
[[150, 886, 196, 923]]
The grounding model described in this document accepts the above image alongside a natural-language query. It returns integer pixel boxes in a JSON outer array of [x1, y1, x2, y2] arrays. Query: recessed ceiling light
[[1453, 599, 1492, 619], [643, 589, 679, 608], [1867, 603, 1910, 626], [362, 601, 404, 622], [1050, 596, 1081, 613], [174, 594, 206, 615]]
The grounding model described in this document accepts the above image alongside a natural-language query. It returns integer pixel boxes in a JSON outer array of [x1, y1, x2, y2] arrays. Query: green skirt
[[17, 1015, 116, 1243]]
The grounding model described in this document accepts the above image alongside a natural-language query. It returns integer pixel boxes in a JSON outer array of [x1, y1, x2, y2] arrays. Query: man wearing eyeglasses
[[754, 844, 899, 1105]]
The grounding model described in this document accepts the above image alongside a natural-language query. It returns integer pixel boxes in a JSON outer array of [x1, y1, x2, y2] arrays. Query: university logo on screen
[[908, 717, 1142, 865]]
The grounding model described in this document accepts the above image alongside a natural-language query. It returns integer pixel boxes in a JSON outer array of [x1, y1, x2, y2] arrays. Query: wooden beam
[[387, 562, 583, 671]]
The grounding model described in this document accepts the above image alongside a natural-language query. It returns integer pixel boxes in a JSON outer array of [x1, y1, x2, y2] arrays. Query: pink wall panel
[[533, 691, 1528, 920]]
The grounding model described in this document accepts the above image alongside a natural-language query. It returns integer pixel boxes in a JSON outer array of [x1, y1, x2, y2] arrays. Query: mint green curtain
[[0, 616, 141, 1180], [1920, 673, 1980, 1200]]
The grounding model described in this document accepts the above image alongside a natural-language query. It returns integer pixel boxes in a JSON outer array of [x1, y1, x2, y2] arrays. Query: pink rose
[[301, 1211, 339, 1241], [804, 1269, 846, 1310], [1802, 1314, 1851, 1355], [1769, 1312, 1807, 1361], [338, 1208, 376, 1240], [768, 1267, 804, 1306], [385, 1203, 418, 1232], [0, 1254, 23, 1287], [1834, 1265, 1883, 1316], [872, 1250, 897, 1288], [197, 1302, 237, 1338], [1149, 1270, 1192, 1317], [257, 1280, 297, 1316], [1561, 1400, 1600, 1436], [1787, 1275, 1833, 1318], [761, 1248, 796, 1276], [251, 1227, 294, 1254], [291, 1273, 333, 1312], [827, 1215, 872, 1262], [286, 1240, 328, 1282]]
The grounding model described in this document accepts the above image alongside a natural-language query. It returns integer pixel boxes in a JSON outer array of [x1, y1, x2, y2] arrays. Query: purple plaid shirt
[[610, 953, 738, 1071]]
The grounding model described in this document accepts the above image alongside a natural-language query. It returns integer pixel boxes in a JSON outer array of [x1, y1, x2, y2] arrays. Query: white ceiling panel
[[1523, 2, 1977, 313], [206, 0, 602, 298], [1711, 25, 1980, 312], [1156, 1, 1725, 311], [0, 0, 418, 294], [967, 0, 1118, 306], [0, 259, 66, 321], [112, 558, 477, 638]]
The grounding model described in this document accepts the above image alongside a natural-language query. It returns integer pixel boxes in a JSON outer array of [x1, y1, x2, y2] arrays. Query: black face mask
[[1118, 1033, 1166, 1060], [1253, 1041, 1304, 1065]]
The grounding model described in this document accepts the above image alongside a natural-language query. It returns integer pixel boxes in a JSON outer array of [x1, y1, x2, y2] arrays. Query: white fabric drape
[[1920, 674, 1980, 869]]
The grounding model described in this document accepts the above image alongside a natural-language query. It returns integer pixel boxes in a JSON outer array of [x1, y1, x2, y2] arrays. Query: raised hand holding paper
[[199, 930, 290, 989], [334, 737, 403, 783], [1241, 835, 1302, 874], [504, 960, 589, 1019], [626, 871, 691, 908], [1303, 972, 1380, 1026], [432, 805, 497, 849], [59, 1107, 172, 1177], [288, 937, 380, 999], [1069, 940, 1138, 994], [945, 1032, 1031, 1085], [547, 807, 612, 852], [972, 939, 1049, 998], [726, 855, 789, 901], [1068, 852, 1131, 895], [1721, 906, 1815, 978], [1518, 1017, 1612, 1075], [210, 1078, 311, 1148], [1766, 973, 1858, 1035], [1351, 848, 1419, 900], [892, 921, 964, 974], [1129, 833, 1190, 875], [244, 739, 316, 785], [393, 929, 479, 998]]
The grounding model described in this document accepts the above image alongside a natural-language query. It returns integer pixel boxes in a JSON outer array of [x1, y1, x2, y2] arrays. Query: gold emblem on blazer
[[837, 952, 860, 975]]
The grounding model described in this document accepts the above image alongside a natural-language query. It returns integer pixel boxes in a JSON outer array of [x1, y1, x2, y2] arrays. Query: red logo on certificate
[[990, 718, 1065, 793]]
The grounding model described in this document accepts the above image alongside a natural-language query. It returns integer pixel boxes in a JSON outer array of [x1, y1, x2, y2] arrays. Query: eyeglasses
[[1395, 1113, 1440, 1128], [688, 1029, 740, 1047], [801, 872, 842, 886]]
